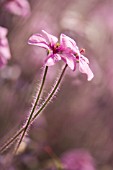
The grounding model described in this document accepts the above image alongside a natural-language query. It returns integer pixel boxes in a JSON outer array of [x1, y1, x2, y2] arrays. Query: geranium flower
[[60, 34, 94, 81], [4, 0, 31, 17], [0, 26, 11, 67], [28, 30, 94, 81], [28, 30, 62, 66]]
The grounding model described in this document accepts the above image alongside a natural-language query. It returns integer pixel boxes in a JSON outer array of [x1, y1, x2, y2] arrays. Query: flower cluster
[[0, 26, 11, 67], [28, 30, 94, 81]]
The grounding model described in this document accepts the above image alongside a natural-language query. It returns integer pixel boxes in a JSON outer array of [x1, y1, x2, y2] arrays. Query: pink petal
[[0, 27, 11, 61], [0, 26, 8, 38], [81, 55, 89, 64], [54, 54, 61, 61], [60, 34, 79, 54], [28, 34, 49, 50], [61, 54, 76, 71], [4, 0, 31, 17], [0, 55, 7, 67], [42, 30, 58, 46], [45, 54, 55, 66], [45, 54, 61, 66], [79, 57, 94, 81], [0, 44, 11, 59]]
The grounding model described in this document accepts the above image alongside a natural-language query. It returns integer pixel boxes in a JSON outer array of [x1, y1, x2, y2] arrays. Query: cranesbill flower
[[4, 0, 31, 17], [28, 30, 62, 66], [28, 30, 78, 70], [28, 30, 94, 81], [60, 34, 94, 81], [0, 26, 11, 67]]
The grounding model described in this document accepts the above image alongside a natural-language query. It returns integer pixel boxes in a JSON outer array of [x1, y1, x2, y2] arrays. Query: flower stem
[[32, 64, 67, 122], [0, 64, 67, 154], [0, 128, 24, 153], [14, 66, 48, 154]]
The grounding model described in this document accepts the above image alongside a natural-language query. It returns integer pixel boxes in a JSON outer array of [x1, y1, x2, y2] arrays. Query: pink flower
[[28, 30, 62, 66], [4, 0, 31, 17], [28, 30, 94, 81], [0, 26, 11, 67], [60, 34, 94, 81]]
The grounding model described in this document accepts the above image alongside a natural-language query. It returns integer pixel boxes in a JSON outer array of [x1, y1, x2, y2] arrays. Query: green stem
[[14, 66, 48, 154], [0, 64, 67, 154]]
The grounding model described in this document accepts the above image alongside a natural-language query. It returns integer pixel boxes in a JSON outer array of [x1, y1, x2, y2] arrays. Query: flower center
[[51, 43, 61, 54]]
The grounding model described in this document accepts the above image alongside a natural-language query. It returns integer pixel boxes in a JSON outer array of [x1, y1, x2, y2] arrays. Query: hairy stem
[[0, 64, 67, 154], [14, 66, 48, 154], [32, 64, 67, 122]]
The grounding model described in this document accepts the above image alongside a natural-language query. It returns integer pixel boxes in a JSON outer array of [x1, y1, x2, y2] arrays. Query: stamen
[[47, 49, 51, 55], [80, 48, 85, 54], [56, 42, 60, 47]]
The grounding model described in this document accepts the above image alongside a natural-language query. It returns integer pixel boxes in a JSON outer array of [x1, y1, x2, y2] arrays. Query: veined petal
[[45, 54, 55, 66], [61, 54, 76, 71], [60, 34, 79, 54], [28, 34, 49, 50], [81, 55, 89, 64], [42, 30, 58, 46], [54, 54, 61, 61], [45, 54, 61, 66], [79, 57, 94, 81]]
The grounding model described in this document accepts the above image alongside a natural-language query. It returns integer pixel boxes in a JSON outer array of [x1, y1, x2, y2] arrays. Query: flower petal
[[0, 26, 8, 38], [60, 34, 79, 54], [28, 34, 49, 49], [79, 57, 94, 81], [42, 30, 58, 46], [54, 54, 61, 61], [0, 55, 7, 67], [45, 54, 55, 66], [45, 54, 61, 66], [81, 55, 89, 64], [0, 26, 11, 61], [0, 41, 11, 59], [61, 54, 76, 71]]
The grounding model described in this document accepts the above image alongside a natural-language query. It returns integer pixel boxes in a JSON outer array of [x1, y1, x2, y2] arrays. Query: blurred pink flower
[[60, 149, 95, 170], [28, 30, 94, 81], [0, 26, 11, 67], [4, 0, 31, 17]]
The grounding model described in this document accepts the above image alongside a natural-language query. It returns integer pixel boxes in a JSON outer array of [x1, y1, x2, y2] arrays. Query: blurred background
[[0, 0, 113, 169]]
